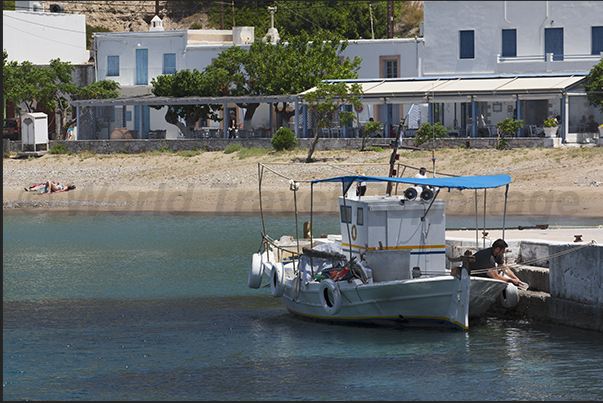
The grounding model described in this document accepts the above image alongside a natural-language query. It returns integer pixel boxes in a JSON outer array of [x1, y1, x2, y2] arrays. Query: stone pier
[[447, 227, 603, 332]]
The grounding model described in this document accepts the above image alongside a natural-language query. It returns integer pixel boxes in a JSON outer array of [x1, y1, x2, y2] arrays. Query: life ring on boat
[[319, 279, 342, 315], [248, 253, 263, 289], [351, 225, 357, 241], [270, 262, 285, 298], [499, 283, 519, 308]]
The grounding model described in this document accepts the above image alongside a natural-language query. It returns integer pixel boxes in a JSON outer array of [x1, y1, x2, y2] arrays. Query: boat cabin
[[339, 195, 447, 279]]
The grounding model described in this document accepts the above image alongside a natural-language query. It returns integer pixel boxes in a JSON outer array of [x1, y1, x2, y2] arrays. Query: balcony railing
[[497, 52, 602, 63]]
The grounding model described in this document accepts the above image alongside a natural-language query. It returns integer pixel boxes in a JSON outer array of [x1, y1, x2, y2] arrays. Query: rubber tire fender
[[500, 283, 519, 308], [248, 253, 263, 289], [319, 279, 342, 315], [270, 262, 285, 298]]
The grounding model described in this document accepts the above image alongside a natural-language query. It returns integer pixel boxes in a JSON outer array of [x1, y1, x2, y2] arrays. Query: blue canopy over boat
[[311, 174, 511, 192]]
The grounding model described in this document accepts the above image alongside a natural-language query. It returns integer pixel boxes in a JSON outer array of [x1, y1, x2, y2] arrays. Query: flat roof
[[71, 94, 299, 107]]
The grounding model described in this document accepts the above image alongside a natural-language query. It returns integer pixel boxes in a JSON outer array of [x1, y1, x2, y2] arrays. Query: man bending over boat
[[472, 239, 526, 288]]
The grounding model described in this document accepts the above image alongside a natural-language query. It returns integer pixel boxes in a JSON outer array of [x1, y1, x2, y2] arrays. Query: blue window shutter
[[460, 30, 474, 59], [592, 27, 603, 55], [502, 29, 517, 57], [545, 28, 563, 61], [107, 56, 119, 76], [136, 49, 148, 85], [163, 53, 176, 74]]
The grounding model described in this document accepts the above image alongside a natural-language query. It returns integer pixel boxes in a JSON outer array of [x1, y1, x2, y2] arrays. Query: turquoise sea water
[[3, 214, 603, 400]]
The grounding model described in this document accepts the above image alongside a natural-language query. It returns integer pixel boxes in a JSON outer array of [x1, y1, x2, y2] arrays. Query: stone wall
[[549, 243, 603, 306], [3, 136, 580, 155]]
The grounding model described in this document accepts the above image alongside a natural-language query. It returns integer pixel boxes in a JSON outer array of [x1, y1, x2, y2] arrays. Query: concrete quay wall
[[447, 237, 603, 332]]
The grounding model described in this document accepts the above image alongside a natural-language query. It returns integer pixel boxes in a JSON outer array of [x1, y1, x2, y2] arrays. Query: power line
[[4, 13, 87, 34], [3, 21, 86, 49]]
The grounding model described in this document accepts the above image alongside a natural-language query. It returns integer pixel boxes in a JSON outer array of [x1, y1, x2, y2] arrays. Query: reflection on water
[[3, 214, 603, 400]]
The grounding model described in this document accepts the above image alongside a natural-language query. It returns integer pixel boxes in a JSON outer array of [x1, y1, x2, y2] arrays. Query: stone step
[[510, 264, 549, 293]]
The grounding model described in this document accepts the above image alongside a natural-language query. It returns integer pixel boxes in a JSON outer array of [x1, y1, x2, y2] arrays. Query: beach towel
[[37, 184, 76, 194]]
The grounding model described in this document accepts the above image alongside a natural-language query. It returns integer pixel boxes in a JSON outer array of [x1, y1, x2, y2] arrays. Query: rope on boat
[[460, 240, 597, 276], [505, 240, 597, 270]]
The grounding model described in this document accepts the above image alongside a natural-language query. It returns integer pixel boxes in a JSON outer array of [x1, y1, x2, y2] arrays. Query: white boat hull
[[277, 269, 472, 330], [469, 278, 509, 317]]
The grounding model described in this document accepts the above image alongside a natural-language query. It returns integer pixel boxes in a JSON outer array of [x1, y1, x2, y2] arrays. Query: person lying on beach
[[25, 181, 58, 191], [25, 180, 75, 193]]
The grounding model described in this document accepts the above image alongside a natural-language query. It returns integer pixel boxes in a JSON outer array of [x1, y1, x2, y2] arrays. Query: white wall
[[95, 31, 188, 86], [423, 1, 603, 76], [340, 38, 424, 79], [3, 10, 89, 65]]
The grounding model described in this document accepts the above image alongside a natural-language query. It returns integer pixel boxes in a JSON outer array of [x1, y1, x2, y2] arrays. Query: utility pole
[[369, 3, 375, 40], [387, 0, 394, 38], [232, 1, 235, 27], [155, 0, 159, 16]]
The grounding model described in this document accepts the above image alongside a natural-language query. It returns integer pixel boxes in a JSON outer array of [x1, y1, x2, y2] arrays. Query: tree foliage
[[414, 122, 449, 146], [206, 1, 422, 40], [150, 30, 362, 134], [271, 126, 297, 151], [361, 120, 382, 151], [151, 68, 225, 136], [302, 81, 363, 162], [585, 58, 603, 114], [3, 51, 121, 139]]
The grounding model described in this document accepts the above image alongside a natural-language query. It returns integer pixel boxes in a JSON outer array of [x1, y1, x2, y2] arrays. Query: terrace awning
[[305, 74, 587, 104]]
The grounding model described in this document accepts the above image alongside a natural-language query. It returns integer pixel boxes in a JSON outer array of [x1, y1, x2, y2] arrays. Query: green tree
[[248, 31, 361, 126], [302, 81, 363, 162], [3, 51, 46, 114], [414, 122, 449, 146], [3, 51, 121, 139], [151, 68, 227, 136], [37, 58, 79, 139], [205, 1, 410, 40], [361, 120, 382, 151], [585, 58, 603, 114], [151, 31, 361, 135]]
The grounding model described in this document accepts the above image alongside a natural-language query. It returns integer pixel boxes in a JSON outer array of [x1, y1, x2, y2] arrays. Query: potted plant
[[543, 117, 558, 137]]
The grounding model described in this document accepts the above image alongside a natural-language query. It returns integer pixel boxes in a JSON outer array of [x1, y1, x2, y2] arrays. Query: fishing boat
[[248, 164, 518, 331]]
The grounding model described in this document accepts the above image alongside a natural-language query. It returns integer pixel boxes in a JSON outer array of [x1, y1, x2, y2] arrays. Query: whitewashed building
[[417, 0, 603, 141], [86, 1, 603, 142], [3, 1, 89, 65]]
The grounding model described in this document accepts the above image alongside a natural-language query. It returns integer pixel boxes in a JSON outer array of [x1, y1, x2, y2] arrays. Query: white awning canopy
[[304, 74, 587, 104]]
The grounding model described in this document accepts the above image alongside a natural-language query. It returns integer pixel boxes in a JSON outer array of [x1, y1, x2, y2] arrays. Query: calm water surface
[[4, 214, 603, 400]]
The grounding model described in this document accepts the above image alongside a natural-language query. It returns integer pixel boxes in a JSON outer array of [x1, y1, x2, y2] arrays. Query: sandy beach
[[3, 147, 603, 219]]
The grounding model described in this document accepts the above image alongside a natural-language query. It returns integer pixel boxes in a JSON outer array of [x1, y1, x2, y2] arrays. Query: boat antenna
[[431, 90, 436, 177]]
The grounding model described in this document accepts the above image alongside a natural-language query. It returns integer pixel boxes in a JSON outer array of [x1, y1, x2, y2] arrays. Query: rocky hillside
[[47, 1, 421, 37], [50, 1, 209, 32]]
